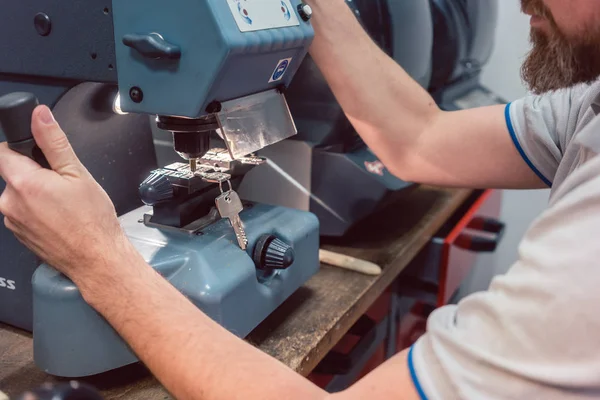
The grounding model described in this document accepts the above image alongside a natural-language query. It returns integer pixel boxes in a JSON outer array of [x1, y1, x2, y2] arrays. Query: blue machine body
[[33, 203, 320, 377], [0, 0, 320, 378], [112, 0, 314, 118]]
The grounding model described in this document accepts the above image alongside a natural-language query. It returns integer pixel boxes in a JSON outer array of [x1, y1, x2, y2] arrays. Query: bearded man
[[0, 0, 598, 399]]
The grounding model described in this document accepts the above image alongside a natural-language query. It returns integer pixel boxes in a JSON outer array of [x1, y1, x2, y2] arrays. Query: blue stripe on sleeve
[[505, 103, 552, 187], [408, 344, 430, 400]]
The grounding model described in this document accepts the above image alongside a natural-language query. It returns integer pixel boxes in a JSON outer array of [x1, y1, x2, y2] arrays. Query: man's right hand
[[0, 105, 130, 289], [0, 106, 422, 400]]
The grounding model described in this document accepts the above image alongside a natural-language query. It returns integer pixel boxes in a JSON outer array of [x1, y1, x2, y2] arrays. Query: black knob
[[253, 234, 295, 271], [139, 172, 174, 206], [0, 92, 49, 168], [122, 33, 181, 60], [0, 92, 38, 143], [298, 3, 313, 21], [34, 13, 52, 36]]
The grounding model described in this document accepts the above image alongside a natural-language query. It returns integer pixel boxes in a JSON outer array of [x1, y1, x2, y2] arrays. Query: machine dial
[[253, 234, 295, 271], [139, 172, 174, 206]]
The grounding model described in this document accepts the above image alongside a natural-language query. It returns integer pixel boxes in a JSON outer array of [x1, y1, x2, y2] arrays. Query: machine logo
[[237, 2, 253, 25], [281, 1, 291, 21], [269, 58, 292, 83], [0, 277, 16, 290], [364, 160, 386, 176]]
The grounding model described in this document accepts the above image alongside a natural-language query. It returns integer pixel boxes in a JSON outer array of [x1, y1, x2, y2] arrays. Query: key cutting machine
[[0, 0, 319, 377], [235, 0, 436, 237]]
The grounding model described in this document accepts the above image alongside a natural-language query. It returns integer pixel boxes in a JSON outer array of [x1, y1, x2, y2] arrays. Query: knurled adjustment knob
[[253, 234, 295, 271], [139, 172, 174, 206]]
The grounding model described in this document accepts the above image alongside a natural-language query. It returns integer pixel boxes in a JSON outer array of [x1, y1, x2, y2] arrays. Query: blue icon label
[[237, 2, 253, 25], [269, 58, 293, 83], [281, 1, 291, 21]]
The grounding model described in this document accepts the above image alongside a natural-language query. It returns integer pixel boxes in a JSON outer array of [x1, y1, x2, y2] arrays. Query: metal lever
[[0, 92, 49, 168], [123, 33, 181, 60]]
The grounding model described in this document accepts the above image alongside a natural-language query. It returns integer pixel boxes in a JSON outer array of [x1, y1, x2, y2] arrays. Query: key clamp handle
[[0, 92, 49, 168]]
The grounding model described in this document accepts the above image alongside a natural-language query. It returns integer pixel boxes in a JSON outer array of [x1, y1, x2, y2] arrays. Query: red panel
[[307, 288, 393, 388], [437, 190, 502, 306], [308, 190, 504, 388]]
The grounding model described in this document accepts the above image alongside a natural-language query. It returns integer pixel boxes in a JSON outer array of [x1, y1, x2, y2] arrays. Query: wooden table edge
[[295, 187, 473, 376]]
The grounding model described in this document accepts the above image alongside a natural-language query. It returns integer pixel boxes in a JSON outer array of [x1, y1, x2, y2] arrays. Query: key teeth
[[237, 236, 248, 250], [237, 232, 248, 245]]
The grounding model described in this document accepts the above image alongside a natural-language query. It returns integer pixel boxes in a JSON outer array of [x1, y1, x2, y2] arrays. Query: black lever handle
[[467, 217, 506, 236], [455, 233, 500, 253], [123, 33, 181, 60], [0, 92, 49, 168], [455, 217, 506, 253]]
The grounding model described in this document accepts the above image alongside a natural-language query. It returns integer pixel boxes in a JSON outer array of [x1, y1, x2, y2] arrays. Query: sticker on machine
[[228, 0, 300, 32], [364, 160, 386, 176], [269, 58, 293, 83]]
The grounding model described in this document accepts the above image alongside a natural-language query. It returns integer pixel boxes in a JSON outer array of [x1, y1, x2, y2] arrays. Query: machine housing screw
[[129, 87, 144, 103], [34, 13, 52, 36], [205, 101, 222, 114]]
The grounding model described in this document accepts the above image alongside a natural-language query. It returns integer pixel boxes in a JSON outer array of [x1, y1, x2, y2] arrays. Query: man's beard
[[521, 0, 600, 94]]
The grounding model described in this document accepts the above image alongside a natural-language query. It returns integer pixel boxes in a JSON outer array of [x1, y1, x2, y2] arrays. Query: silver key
[[215, 189, 248, 250]]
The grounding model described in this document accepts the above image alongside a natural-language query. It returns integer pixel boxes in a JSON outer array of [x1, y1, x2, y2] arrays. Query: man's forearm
[[0, 103, 422, 400], [79, 243, 326, 400], [305, 0, 440, 177], [302, 1, 545, 190]]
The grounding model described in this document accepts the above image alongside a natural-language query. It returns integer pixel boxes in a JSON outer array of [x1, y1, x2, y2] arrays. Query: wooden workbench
[[0, 186, 472, 399]]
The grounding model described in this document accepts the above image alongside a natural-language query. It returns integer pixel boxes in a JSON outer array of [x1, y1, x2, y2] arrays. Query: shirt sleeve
[[408, 152, 600, 399], [506, 84, 592, 187]]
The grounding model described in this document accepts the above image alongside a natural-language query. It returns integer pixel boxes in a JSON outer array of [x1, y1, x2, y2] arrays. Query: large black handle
[[455, 217, 506, 253], [0, 92, 49, 168], [123, 33, 181, 60], [455, 234, 500, 253], [467, 217, 506, 235]]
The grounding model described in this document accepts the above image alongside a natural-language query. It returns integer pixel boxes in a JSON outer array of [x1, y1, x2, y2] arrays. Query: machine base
[[32, 203, 320, 377]]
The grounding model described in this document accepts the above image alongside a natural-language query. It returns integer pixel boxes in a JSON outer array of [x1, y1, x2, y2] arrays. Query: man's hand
[[0, 105, 126, 287], [0, 106, 420, 400], [304, 0, 546, 189]]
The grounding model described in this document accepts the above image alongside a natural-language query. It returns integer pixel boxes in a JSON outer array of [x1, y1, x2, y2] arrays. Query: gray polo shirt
[[410, 80, 600, 399]]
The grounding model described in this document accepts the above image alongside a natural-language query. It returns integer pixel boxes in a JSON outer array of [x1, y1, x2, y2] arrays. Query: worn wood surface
[[0, 186, 472, 399]]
